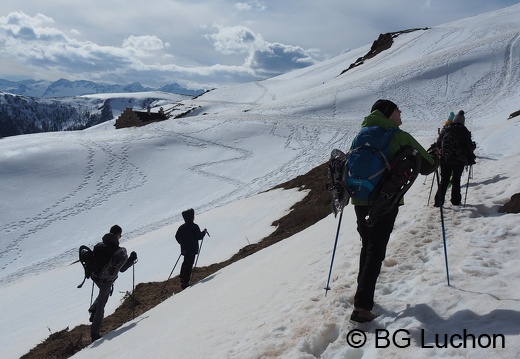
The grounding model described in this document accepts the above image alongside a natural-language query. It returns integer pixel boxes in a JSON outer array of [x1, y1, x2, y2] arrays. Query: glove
[[129, 251, 137, 263], [427, 144, 440, 158]]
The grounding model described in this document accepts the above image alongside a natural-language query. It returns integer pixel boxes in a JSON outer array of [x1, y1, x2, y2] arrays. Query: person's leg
[[353, 206, 399, 313], [450, 165, 465, 205], [434, 164, 452, 207], [354, 206, 369, 284], [90, 282, 113, 341], [180, 254, 195, 287]]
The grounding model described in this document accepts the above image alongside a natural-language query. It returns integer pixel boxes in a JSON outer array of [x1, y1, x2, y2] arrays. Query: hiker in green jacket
[[350, 99, 440, 323]]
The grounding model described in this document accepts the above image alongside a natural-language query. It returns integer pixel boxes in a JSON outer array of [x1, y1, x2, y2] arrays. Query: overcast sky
[[1, 0, 518, 90]]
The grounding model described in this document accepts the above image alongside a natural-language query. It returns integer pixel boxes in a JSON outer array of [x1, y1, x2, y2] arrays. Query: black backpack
[[441, 125, 463, 162], [77, 245, 95, 288], [77, 242, 126, 287]]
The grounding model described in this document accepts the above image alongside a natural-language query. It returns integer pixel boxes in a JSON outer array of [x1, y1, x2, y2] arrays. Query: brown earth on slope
[[499, 192, 520, 213], [21, 162, 332, 359], [337, 28, 429, 76]]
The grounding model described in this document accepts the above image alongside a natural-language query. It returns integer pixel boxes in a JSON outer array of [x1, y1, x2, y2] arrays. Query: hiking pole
[[160, 254, 182, 293], [132, 261, 136, 320], [463, 165, 473, 207], [190, 230, 209, 283], [435, 170, 451, 286], [427, 174, 435, 206], [90, 281, 95, 307], [325, 210, 344, 297]]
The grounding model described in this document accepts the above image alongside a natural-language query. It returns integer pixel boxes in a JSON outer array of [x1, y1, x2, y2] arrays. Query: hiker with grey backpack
[[87, 225, 137, 343]]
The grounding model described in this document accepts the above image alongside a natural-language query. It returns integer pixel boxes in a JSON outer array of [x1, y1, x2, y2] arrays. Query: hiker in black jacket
[[175, 209, 207, 289], [434, 110, 476, 207], [89, 225, 137, 342]]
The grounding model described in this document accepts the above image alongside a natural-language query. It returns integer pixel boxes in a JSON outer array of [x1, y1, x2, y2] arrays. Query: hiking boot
[[350, 308, 377, 323], [91, 333, 101, 343], [433, 200, 443, 208], [181, 282, 190, 290]]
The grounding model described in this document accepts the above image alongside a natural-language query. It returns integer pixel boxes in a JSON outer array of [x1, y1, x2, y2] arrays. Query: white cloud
[[205, 25, 262, 55], [122, 35, 171, 60], [0, 11, 319, 88], [1, 1, 519, 88], [205, 24, 318, 76], [234, 1, 267, 12], [247, 42, 318, 75]]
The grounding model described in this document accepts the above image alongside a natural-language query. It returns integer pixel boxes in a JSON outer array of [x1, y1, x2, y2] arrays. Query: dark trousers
[[90, 281, 113, 339], [354, 205, 399, 311], [434, 163, 465, 206], [180, 254, 196, 284]]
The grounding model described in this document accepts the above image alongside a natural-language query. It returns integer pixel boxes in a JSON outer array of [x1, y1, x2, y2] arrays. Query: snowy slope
[[1, 4, 520, 359]]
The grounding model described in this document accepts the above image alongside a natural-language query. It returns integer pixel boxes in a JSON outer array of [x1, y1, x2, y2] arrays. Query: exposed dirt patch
[[338, 28, 429, 76], [499, 192, 520, 213]]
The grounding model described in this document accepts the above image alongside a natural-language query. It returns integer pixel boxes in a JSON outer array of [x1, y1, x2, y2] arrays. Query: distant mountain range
[[0, 78, 205, 98]]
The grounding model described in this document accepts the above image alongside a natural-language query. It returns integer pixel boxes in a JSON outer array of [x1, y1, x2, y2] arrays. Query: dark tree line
[[0, 94, 113, 138]]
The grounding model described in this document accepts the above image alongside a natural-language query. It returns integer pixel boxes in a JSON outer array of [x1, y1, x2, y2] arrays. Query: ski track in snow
[[0, 113, 349, 285], [0, 134, 148, 284]]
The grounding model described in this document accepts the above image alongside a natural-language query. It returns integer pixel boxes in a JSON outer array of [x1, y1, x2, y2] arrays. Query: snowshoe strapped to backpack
[[365, 145, 421, 227], [327, 149, 351, 216], [95, 247, 128, 283]]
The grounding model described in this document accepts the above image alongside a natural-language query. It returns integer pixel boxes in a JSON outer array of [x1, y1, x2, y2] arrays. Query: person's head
[[182, 208, 195, 223], [453, 110, 465, 125], [371, 99, 401, 126], [110, 224, 122, 239]]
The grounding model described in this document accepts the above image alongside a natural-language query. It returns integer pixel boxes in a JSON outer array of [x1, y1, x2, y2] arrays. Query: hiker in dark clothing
[[89, 225, 137, 342], [434, 110, 476, 207], [350, 100, 440, 323], [175, 209, 207, 289]]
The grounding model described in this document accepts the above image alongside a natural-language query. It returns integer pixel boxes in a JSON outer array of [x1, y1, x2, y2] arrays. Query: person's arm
[[195, 224, 207, 241], [120, 251, 137, 272], [393, 130, 440, 175]]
